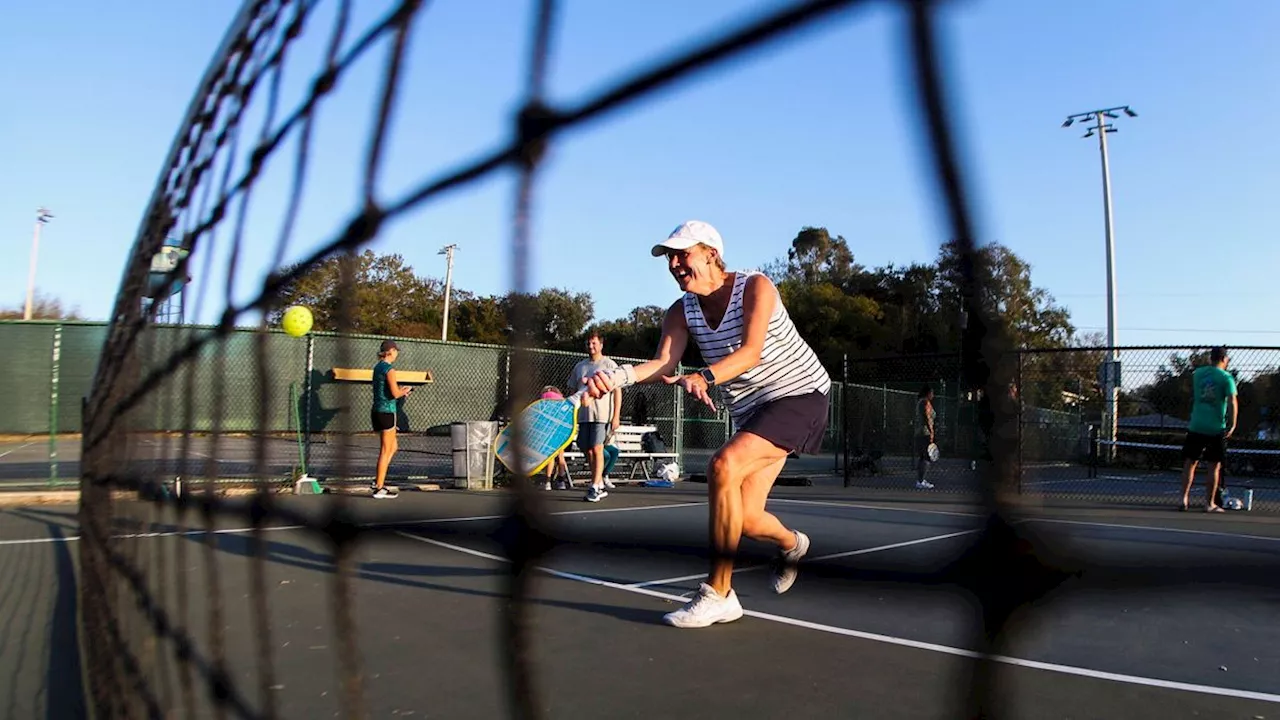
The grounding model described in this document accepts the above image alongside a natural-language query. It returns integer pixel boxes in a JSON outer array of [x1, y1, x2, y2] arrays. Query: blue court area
[[3, 486, 1280, 718]]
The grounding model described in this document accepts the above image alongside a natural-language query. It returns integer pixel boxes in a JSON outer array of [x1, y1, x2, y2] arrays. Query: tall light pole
[[1063, 105, 1137, 457], [439, 244, 457, 341], [24, 207, 55, 321]]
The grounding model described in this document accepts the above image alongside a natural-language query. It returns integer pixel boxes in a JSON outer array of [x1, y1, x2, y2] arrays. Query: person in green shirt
[[371, 340, 413, 499], [1179, 346, 1237, 512]]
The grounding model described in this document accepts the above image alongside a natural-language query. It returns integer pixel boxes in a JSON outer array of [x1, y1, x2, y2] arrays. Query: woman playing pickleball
[[582, 220, 831, 628]]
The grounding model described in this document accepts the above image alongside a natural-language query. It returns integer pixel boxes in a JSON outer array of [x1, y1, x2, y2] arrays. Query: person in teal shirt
[[371, 340, 413, 499], [1179, 346, 1237, 512]]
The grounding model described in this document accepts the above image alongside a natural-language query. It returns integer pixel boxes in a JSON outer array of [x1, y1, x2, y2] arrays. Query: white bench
[[560, 424, 679, 484]]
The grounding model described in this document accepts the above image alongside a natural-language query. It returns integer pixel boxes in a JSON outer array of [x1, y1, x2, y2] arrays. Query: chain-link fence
[[838, 347, 1280, 512], [0, 320, 697, 487]]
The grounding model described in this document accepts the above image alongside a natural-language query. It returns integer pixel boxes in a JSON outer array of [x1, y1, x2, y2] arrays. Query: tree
[[587, 305, 668, 360], [273, 250, 442, 337], [935, 240, 1074, 350], [777, 281, 885, 365], [451, 292, 509, 344], [862, 263, 948, 354], [0, 292, 83, 320], [503, 288, 594, 348], [1019, 332, 1108, 412], [765, 227, 863, 288]]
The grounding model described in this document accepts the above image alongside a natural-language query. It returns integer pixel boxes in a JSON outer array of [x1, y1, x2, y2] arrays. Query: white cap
[[651, 220, 724, 257]]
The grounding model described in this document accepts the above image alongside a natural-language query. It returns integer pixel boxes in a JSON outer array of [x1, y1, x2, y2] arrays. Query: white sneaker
[[916, 480, 934, 489], [603, 477, 616, 489], [372, 486, 396, 499], [662, 583, 744, 628], [771, 530, 810, 594]]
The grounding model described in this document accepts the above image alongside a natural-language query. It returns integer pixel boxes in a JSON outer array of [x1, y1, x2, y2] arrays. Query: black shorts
[[1182, 431, 1225, 464], [371, 411, 397, 432], [738, 390, 829, 456]]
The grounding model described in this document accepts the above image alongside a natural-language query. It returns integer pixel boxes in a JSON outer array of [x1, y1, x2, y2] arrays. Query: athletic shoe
[[915, 480, 934, 489], [663, 583, 744, 628], [372, 486, 396, 499], [584, 486, 606, 503], [771, 530, 810, 594], [603, 477, 616, 489]]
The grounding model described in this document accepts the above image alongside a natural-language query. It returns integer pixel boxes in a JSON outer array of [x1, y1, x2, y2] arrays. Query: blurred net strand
[[501, 0, 561, 716], [903, 1, 1027, 715]]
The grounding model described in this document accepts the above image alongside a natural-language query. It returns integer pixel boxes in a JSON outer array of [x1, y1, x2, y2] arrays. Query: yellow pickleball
[[281, 305, 313, 337]]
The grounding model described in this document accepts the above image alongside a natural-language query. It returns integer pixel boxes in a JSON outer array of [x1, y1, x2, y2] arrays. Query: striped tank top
[[683, 271, 831, 425]]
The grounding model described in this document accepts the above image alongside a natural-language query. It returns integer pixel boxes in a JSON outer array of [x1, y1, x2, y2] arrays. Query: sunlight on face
[[665, 244, 720, 294]]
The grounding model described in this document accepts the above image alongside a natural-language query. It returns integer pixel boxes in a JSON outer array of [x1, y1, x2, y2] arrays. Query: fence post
[[1016, 351, 1024, 494], [837, 353, 847, 475], [49, 324, 62, 485], [673, 363, 684, 469], [841, 354, 850, 487], [303, 333, 315, 473]]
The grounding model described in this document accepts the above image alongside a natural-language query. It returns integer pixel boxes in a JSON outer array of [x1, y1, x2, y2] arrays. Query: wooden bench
[[330, 367, 434, 384], [561, 424, 679, 484]]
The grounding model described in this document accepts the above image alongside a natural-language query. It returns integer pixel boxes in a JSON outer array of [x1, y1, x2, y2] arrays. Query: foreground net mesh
[[76, 1, 1280, 718]]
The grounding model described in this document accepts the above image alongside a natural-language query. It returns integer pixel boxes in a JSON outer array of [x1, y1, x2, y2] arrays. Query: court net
[[1091, 439, 1280, 483], [74, 0, 1240, 718]]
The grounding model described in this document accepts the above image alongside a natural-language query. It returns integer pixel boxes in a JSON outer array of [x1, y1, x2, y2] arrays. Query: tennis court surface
[[4, 485, 1280, 719]]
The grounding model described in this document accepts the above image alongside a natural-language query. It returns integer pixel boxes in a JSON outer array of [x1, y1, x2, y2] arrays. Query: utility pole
[[24, 207, 55, 321], [1062, 105, 1137, 459], [439, 244, 457, 341]]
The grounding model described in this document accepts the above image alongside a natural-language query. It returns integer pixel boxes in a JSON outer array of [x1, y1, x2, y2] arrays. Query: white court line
[[768, 497, 988, 519], [772, 497, 1280, 545], [0, 524, 304, 546], [0, 440, 36, 456], [1021, 478, 1099, 487], [1022, 516, 1280, 544], [397, 530, 1280, 705], [385, 501, 707, 528], [627, 528, 981, 589], [0, 501, 705, 547]]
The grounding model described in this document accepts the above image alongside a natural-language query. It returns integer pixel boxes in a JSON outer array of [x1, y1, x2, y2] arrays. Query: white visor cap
[[651, 220, 724, 258]]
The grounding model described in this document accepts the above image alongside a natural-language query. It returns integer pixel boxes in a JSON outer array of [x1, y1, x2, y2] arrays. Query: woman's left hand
[[662, 373, 716, 411]]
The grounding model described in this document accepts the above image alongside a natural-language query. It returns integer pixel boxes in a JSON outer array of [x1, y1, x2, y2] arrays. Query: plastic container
[[451, 421, 498, 489]]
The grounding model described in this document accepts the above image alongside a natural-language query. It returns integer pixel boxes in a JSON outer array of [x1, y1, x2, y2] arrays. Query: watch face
[[699, 368, 715, 385]]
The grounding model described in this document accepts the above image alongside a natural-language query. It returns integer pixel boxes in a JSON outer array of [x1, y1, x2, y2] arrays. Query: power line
[[1075, 326, 1280, 335]]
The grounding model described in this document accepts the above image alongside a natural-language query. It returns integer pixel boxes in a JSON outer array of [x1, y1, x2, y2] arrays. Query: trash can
[[451, 421, 497, 490]]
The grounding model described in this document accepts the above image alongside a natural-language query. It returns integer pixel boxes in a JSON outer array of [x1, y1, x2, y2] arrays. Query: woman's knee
[[708, 448, 741, 485]]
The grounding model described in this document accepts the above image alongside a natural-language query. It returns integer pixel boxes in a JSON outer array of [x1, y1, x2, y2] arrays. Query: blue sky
[[2, 0, 1277, 350]]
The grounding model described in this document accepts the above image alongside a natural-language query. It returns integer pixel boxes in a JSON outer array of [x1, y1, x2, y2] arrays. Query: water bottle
[[1244, 488, 1254, 511]]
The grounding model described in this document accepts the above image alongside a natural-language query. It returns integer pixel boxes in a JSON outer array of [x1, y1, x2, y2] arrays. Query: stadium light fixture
[[439, 244, 458, 341], [24, 207, 55, 321], [1061, 105, 1138, 459]]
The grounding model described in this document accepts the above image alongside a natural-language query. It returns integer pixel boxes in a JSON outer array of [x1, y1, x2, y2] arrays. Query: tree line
[[260, 228, 1278, 429], [271, 228, 1083, 358]]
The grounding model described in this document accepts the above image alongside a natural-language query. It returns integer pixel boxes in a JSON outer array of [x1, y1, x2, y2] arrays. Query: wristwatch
[[697, 367, 717, 387]]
